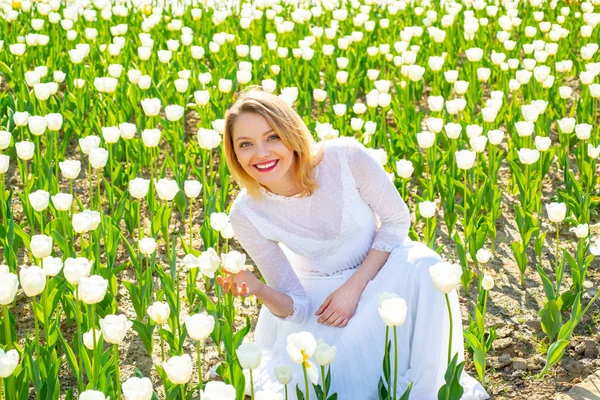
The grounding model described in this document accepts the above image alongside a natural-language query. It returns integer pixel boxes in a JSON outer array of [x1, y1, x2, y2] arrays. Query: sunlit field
[[0, 0, 599, 398]]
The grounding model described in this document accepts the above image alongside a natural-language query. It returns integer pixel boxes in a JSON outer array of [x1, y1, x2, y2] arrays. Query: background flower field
[[0, 0, 599, 398]]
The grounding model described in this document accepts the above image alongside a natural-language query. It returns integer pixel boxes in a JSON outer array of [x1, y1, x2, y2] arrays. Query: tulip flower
[[155, 178, 179, 201], [28, 189, 49, 212], [163, 353, 193, 386], [122, 377, 153, 400], [200, 381, 237, 400], [429, 261, 462, 364], [83, 328, 102, 350], [140, 98, 161, 117], [79, 390, 108, 400], [100, 314, 133, 397], [185, 313, 215, 342], [30, 234, 52, 259], [220, 251, 246, 274], [0, 349, 20, 378], [138, 237, 157, 255], [237, 341, 262, 398], [77, 275, 108, 304]]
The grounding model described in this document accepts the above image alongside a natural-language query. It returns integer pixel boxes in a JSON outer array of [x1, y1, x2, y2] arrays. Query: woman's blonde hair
[[223, 86, 322, 201]]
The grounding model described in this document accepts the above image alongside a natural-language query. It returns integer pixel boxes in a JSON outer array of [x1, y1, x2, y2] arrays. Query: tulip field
[[1, 0, 600, 398]]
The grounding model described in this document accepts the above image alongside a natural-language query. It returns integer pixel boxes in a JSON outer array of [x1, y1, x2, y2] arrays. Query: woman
[[216, 88, 489, 399]]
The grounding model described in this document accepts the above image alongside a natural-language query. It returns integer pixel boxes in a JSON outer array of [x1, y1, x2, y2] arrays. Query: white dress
[[229, 137, 489, 400]]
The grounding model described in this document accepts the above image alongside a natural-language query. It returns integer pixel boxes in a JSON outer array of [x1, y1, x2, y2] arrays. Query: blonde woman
[[216, 88, 488, 400]]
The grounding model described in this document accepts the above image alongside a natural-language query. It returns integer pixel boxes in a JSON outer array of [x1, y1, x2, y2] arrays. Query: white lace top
[[229, 136, 411, 324]]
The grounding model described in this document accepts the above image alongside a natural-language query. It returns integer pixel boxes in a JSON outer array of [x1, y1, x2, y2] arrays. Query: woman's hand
[[216, 269, 264, 297], [315, 280, 364, 328]]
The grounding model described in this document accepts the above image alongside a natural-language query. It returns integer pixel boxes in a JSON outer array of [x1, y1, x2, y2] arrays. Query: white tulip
[[418, 201, 436, 218], [165, 105, 184, 121], [16, 141, 35, 160], [286, 331, 317, 364], [138, 238, 157, 255], [482, 275, 495, 291], [184, 180, 202, 198], [29, 190, 50, 211], [19, 266, 46, 297], [237, 341, 262, 369], [59, 159, 81, 179], [77, 275, 108, 304], [63, 257, 93, 285], [122, 377, 153, 400], [429, 261, 462, 294], [517, 148, 540, 165], [220, 250, 246, 274], [378, 297, 407, 326], [30, 234, 53, 258], [89, 148, 109, 169], [147, 301, 170, 325], [184, 312, 215, 341], [546, 202, 567, 223], [200, 381, 237, 400], [274, 365, 293, 385], [313, 338, 337, 366], [0, 269, 19, 305], [154, 179, 179, 201], [141, 129, 161, 147], [455, 150, 476, 170], [0, 349, 20, 378], [99, 314, 133, 344]]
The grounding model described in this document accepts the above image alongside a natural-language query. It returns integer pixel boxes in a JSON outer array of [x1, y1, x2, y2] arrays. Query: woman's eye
[[240, 142, 249, 148], [269, 135, 279, 140]]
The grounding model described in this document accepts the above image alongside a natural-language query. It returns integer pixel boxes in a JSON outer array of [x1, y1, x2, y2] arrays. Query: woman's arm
[[228, 202, 311, 324], [346, 247, 391, 290]]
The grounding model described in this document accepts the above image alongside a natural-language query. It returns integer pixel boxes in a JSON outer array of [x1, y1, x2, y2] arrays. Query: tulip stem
[[196, 341, 203, 397], [393, 326, 398, 400], [74, 287, 84, 393], [189, 198, 194, 250], [320, 365, 326, 400], [91, 303, 97, 388], [250, 369, 255, 400], [113, 344, 121, 399], [302, 362, 310, 400], [3, 305, 11, 349], [445, 293, 453, 366], [31, 296, 41, 359], [42, 281, 49, 347], [284, 385, 288, 400], [180, 385, 185, 400], [161, 325, 165, 361]]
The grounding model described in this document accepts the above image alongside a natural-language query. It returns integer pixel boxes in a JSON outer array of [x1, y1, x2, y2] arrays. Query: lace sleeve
[[229, 202, 311, 324], [338, 137, 411, 252]]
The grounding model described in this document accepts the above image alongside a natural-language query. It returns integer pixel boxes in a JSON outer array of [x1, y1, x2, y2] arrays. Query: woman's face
[[232, 112, 297, 190]]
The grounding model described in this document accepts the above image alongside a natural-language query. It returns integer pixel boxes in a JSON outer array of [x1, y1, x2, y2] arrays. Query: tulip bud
[[0, 349, 20, 378], [184, 180, 202, 198], [220, 250, 246, 274], [128, 178, 150, 199], [63, 257, 93, 285], [517, 148, 540, 165], [476, 248, 492, 264], [30, 234, 53, 258], [59, 159, 81, 180], [19, 266, 46, 297], [185, 312, 215, 341], [77, 275, 108, 304], [79, 391, 108, 400], [123, 377, 153, 400], [138, 237, 157, 255], [100, 314, 133, 344], [89, 147, 108, 169], [416, 131, 435, 149], [29, 190, 50, 211], [429, 261, 462, 294], [83, 329, 102, 350], [0, 269, 19, 305], [163, 354, 193, 384], [313, 339, 337, 366], [546, 202, 566, 223], [535, 136, 552, 152], [274, 365, 293, 385], [418, 201, 436, 218], [155, 179, 179, 201], [16, 141, 35, 160], [79, 136, 101, 155], [200, 381, 237, 399], [140, 98, 161, 117], [141, 129, 161, 147], [482, 274, 495, 291], [455, 150, 476, 169], [101, 126, 121, 144], [237, 341, 262, 369], [165, 105, 185, 121], [378, 297, 407, 326], [147, 301, 170, 325]]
